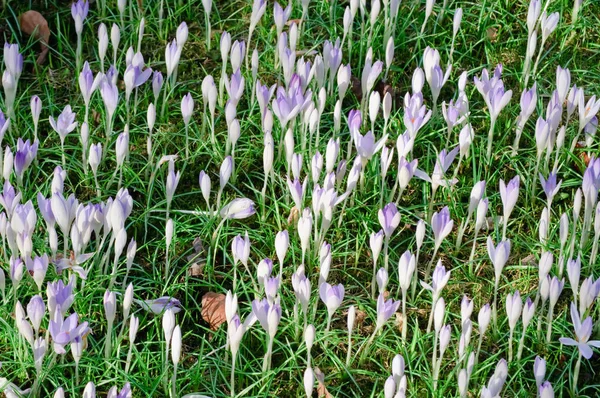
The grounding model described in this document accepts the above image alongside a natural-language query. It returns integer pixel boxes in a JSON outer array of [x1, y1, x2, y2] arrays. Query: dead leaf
[[286, 19, 302, 27], [287, 206, 299, 225], [201, 292, 226, 331], [19, 11, 50, 65], [395, 312, 403, 333], [314, 367, 333, 398]]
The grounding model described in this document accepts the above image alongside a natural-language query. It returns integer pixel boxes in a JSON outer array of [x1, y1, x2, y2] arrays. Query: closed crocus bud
[[398, 250, 415, 292], [89, 143, 102, 174], [505, 290, 522, 330], [384, 376, 396, 398], [298, 208, 312, 252], [220, 198, 256, 219], [549, 277, 564, 307], [416, 219, 426, 249], [99, 23, 108, 63], [434, 297, 445, 332], [115, 131, 129, 167], [171, 325, 182, 365], [370, 229, 384, 267], [263, 131, 274, 176], [129, 314, 139, 343], [275, 230, 289, 266], [181, 93, 194, 126], [347, 305, 356, 332], [111, 24, 121, 59], [487, 237, 511, 285], [311, 152, 323, 183], [478, 304, 491, 335], [539, 207, 549, 244], [560, 213, 569, 247], [475, 198, 489, 231], [104, 290, 117, 324], [303, 367, 314, 398], [378, 203, 401, 239], [461, 296, 473, 324], [54, 387, 65, 398], [376, 267, 388, 294], [83, 382, 96, 398], [199, 171, 211, 207], [534, 356, 546, 387], [166, 218, 174, 250], [31, 95, 42, 129], [123, 283, 134, 321], [458, 368, 468, 397], [541, 11, 560, 42], [305, 323, 315, 352], [522, 297, 535, 328], [325, 138, 339, 174], [385, 37, 394, 72], [337, 64, 351, 101], [220, 156, 233, 189], [27, 294, 45, 334], [163, 308, 176, 343], [567, 256, 581, 301], [369, 91, 380, 125], [459, 124, 473, 158], [453, 8, 463, 37], [539, 251, 553, 281], [539, 381, 554, 398], [383, 92, 392, 123], [439, 324, 451, 357]]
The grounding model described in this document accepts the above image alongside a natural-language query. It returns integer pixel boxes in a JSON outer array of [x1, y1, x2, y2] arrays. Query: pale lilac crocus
[[49, 105, 77, 168], [370, 229, 384, 299], [252, 297, 281, 372], [421, 260, 451, 333], [426, 206, 453, 280], [474, 65, 512, 161], [499, 175, 520, 240], [378, 203, 400, 279], [488, 237, 511, 333], [560, 302, 600, 393]]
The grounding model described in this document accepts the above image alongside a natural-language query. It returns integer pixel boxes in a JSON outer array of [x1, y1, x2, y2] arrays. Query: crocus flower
[[71, 0, 89, 35], [431, 206, 453, 250], [560, 302, 600, 359], [136, 296, 181, 314], [375, 293, 401, 329], [220, 198, 256, 219], [49, 106, 78, 144], [319, 282, 345, 320], [499, 175, 520, 239], [378, 203, 400, 239], [49, 311, 90, 354]]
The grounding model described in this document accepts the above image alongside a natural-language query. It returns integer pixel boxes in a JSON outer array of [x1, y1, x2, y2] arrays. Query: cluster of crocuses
[[1, 0, 600, 396]]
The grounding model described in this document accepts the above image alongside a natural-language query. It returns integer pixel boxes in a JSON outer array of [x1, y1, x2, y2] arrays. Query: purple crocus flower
[[378, 203, 401, 239], [403, 93, 432, 138], [123, 61, 152, 100], [272, 76, 312, 129], [14, 138, 39, 182], [71, 0, 89, 34], [107, 383, 132, 398], [47, 279, 75, 316], [232, 232, 250, 267], [499, 175, 520, 239], [319, 282, 345, 318], [252, 297, 282, 337], [0, 110, 10, 145], [49, 311, 89, 354], [220, 198, 256, 219], [165, 39, 180, 78], [136, 296, 182, 314], [225, 69, 245, 105], [100, 79, 119, 120], [152, 71, 164, 101], [3, 43, 23, 80], [375, 293, 401, 329], [539, 172, 562, 208], [354, 130, 387, 162], [49, 105, 78, 143], [431, 206, 453, 249], [559, 302, 600, 359], [79, 62, 101, 106], [0, 181, 21, 215]]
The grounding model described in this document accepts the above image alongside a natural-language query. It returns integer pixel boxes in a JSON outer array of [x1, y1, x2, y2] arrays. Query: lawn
[[1, 0, 600, 396]]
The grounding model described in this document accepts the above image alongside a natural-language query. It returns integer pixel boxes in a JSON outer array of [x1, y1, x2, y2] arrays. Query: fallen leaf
[[18, 11, 50, 65], [314, 367, 333, 398], [286, 19, 302, 26], [287, 206, 299, 225], [201, 292, 226, 331]]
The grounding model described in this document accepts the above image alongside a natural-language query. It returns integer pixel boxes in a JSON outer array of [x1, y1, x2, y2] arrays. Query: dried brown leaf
[[314, 367, 333, 398], [19, 11, 50, 65], [201, 292, 227, 331], [287, 206, 300, 225]]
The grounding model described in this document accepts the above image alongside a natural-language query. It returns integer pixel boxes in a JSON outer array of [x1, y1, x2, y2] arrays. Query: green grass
[[1, 0, 600, 396]]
